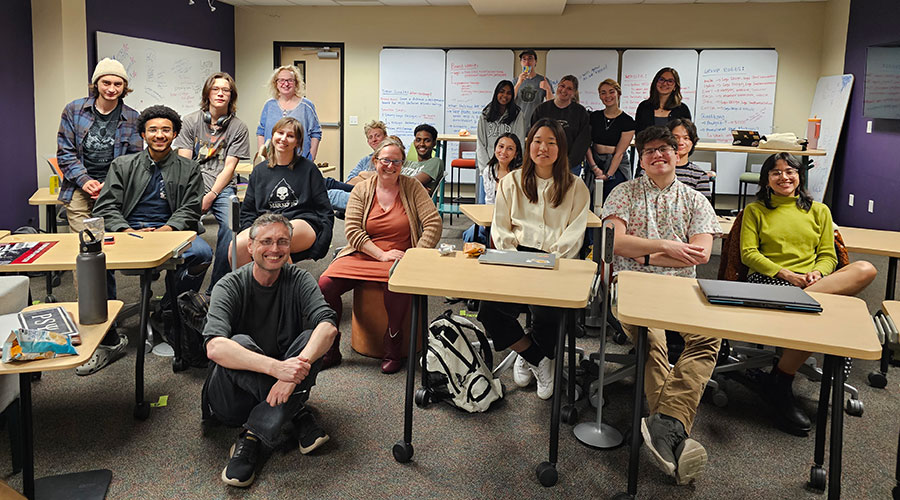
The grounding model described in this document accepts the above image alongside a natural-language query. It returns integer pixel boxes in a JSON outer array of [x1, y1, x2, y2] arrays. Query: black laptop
[[698, 279, 822, 313]]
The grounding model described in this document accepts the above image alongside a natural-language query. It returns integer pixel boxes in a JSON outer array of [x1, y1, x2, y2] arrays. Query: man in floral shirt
[[601, 126, 721, 486]]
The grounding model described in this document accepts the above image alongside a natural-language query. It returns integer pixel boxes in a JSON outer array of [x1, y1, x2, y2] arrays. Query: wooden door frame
[[273, 41, 345, 179]]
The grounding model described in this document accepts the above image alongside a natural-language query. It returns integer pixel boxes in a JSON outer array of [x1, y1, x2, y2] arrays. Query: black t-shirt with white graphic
[[82, 102, 122, 182]]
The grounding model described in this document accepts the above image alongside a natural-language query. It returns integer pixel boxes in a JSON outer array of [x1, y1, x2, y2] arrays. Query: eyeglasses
[[376, 157, 403, 166], [640, 145, 675, 157], [210, 86, 232, 95], [276, 78, 295, 85], [253, 238, 291, 248], [657, 77, 676, 85], [769, 168, 799, 178], [145, 126, 173, 135]]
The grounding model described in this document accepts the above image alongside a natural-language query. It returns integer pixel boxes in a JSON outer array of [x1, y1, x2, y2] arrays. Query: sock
[[519, 342, 544, 366], [100, 328, 119, 346]]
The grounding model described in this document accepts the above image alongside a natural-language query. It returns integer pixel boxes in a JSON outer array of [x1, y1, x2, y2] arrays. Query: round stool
[[350, 281, 421, 358]]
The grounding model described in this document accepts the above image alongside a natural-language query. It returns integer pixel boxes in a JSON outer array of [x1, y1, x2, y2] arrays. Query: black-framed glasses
[[376, 157, 403, 166], [768, 168, 800, 178], [640, 145, 675, 157], [657, 77, 676, 85]]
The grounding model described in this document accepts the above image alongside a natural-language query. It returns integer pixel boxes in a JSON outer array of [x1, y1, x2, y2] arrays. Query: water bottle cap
[[80, 229, 102, 253]]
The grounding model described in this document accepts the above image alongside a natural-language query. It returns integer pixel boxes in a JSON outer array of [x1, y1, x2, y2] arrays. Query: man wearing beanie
[[57, 57, 143, 233], [56, 57, 142, 375]]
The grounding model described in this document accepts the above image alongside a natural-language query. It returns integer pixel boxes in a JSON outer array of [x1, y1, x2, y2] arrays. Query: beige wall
[[235, 2, 830, 177], [32, 0, 88, 190], [819, 0, 850, 77]]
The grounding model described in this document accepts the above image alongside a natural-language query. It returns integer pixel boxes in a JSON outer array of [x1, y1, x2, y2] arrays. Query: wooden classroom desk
[[0, 301, 123, 500], [388, 247, 596, 486], [693, 142, 827, 157], [27, 188, 63, 234], [0, 231, 196, 421], [0, 230, 10, 240], [615, 271, 880, 499], [717, 215, 735, 235]]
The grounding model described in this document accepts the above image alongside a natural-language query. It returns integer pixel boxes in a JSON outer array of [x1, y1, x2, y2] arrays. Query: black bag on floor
[[175, 290, 210, 368]]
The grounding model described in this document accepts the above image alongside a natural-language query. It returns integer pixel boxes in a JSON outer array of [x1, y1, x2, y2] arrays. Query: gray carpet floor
[[1, 214, 898, 499]]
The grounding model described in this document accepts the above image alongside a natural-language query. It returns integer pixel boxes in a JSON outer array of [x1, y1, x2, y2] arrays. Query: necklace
[[603, 113, 618, 131]]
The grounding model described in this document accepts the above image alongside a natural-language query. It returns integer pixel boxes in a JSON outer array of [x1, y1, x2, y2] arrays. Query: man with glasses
[[601, 126, 722, 486], [89, 105, 213, 374], [175, 72, 251, 291], [202, 213, 337, 487]]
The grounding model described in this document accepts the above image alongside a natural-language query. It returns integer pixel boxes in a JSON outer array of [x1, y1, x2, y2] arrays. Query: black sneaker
[[221, 431, 259, 487], [295, 410, 329, 455], [641, 413, 679, 478]]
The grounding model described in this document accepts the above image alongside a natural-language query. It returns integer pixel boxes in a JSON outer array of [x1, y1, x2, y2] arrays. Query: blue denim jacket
[[56, 97, 143, 203]]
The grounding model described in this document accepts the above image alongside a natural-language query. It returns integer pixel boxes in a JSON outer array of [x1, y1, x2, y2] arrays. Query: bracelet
[[209, 190, 219, 197], [644, 254, 650, 266]]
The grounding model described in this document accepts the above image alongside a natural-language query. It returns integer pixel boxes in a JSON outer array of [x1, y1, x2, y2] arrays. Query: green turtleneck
[[740, 194, 837, 278]]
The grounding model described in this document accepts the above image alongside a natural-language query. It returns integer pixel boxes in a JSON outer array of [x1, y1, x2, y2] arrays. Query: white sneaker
[[531, 357, 555, 400], [512, 353, 535, 387], [75, 334, 128, 376]]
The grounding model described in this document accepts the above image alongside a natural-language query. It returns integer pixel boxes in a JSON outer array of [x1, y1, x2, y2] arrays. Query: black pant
[[204, 332, 320, 448], [477, 301, 563, 360]]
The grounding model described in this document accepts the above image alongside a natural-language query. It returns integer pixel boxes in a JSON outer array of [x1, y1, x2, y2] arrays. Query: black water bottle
[[77, 229, 107, 324]]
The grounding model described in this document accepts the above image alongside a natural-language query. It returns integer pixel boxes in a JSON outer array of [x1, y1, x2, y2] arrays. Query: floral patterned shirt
[[601, 175, 721, 278]]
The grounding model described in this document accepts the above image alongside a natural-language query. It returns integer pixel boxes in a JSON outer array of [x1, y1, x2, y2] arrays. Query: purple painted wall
[[0, 0, 39, 228], [831, 0, 900, 230], [85, 0, 235, 79]]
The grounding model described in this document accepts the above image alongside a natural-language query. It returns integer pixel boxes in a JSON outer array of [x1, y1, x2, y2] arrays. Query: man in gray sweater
[[202, 213, 338, 488]]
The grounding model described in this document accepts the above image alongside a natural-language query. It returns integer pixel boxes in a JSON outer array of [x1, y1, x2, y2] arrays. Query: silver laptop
[[698, 279, 822, 313], [478, 249, 556, 269]]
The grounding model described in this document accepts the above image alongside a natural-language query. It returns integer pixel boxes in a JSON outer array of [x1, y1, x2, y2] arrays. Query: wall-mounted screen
[[864, 46, 900, 119]]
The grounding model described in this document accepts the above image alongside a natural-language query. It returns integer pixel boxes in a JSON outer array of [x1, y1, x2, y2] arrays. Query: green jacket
[[92, 149, 203, 232]]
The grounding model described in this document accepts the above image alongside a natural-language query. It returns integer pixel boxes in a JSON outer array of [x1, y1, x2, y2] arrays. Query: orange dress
[[321, 192, 411, 282]]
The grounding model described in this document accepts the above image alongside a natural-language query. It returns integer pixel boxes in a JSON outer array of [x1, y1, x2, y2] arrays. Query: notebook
[[697, 279, 822, 313], [477, 249, 556, 269]]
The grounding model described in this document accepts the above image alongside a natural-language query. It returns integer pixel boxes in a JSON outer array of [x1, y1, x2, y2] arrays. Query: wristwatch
[[643, 254, 650, 266]]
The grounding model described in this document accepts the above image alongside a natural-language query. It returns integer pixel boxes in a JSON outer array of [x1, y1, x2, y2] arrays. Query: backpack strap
[[445, 314, 494, 370]]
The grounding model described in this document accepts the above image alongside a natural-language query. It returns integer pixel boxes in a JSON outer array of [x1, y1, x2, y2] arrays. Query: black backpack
[[174, 290, 210, 368]]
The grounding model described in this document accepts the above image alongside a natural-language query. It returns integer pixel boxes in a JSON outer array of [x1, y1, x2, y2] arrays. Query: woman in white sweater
[[476, 118, 589, 401]]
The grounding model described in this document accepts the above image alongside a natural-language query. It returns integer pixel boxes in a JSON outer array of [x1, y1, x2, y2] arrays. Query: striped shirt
[[675, 161, 712, 199]]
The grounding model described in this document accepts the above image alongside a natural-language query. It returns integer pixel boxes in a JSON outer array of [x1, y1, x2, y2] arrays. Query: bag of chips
[[2, 328, 77, 362]]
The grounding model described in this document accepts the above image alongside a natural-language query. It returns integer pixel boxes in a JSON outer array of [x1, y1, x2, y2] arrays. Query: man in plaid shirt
[[56, 57, 143, 233]]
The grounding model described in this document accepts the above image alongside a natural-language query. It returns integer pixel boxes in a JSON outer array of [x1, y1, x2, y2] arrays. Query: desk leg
[[809, 355, 834, 491], [881, 258, 897, 374], [618, 325, 647, 500], [393, 294, 420, 463], [19, 373, 34, 499], [133, 271, 152, 420], [827, 356, 845, 499], [536, 310, 570, 487], [44, 205, 57, 302]]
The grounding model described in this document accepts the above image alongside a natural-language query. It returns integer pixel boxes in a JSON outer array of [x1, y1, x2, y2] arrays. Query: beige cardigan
[[336, 174, 443, 260]]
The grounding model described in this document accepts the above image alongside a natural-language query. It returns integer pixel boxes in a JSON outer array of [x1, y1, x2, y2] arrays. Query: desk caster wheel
[[535, 461, 558, 486], [845, 398, 863, 417], [392, 441, 413, 463], [45, 295, 57, 303], [612, 494, 635, 500], [712, 389, 728, 408], [414, 388, 430, 408], [892, 484, 899, 500], [172, 358, 189, 373], [867, 370, 888, 388], [133, 401, 150, 420], [51, 272, 62, 287], [561, 405, 578, 425], [808, 465, 826, 491]]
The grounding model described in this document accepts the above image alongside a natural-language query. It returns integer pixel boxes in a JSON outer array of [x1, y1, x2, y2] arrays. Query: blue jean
[[204, 333, 320, 448], [208, 186, 237, 292], [475, 172, 486, 204], [327, 189, 350, 211]]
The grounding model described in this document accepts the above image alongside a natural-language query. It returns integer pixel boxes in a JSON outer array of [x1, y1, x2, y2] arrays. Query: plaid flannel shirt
[[56, 97, 143, 203]]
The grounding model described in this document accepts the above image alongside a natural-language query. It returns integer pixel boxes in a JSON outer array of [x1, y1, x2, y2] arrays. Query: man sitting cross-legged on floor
[[202, 213, 338, 487], [601, 125, 722, 485]]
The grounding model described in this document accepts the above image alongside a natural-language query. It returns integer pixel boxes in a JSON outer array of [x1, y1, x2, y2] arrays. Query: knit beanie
[[92, 58, 128, 85]]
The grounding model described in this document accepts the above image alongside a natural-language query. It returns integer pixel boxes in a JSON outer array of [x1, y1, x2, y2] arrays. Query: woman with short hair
[[256, 65, 322, 161]]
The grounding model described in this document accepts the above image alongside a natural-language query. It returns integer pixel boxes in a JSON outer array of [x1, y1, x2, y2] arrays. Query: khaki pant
[[65, 189, 95, 233], [619, 320, 720, 434]]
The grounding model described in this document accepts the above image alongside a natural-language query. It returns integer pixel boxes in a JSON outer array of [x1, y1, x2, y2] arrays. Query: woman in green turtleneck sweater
[[741, 152, 876, 436]]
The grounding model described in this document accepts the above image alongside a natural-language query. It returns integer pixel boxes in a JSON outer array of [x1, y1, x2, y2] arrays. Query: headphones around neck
[[202, 110, 232, 129]]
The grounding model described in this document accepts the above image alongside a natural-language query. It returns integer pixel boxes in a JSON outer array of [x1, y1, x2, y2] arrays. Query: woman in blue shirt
[[256, 65, 322, 161]]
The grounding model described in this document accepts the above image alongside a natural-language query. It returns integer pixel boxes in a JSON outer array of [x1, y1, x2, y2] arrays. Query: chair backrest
[[457, 141, 476, 158], [47, 157, 63, 178]]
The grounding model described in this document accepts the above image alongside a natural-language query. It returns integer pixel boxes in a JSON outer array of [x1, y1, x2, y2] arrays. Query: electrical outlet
[[349, 115, 358, 125], [868, 200, 874, 213], [848, 194, 854, 206], [867, 121, 873, 134]]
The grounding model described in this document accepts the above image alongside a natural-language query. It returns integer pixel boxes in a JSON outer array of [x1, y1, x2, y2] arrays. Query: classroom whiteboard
[[96, 31, 220, 117], [695, 50, 777, 142], [620, 49, 698, 119], [807, 74, 854, 202], [444, 49, 514, 183], [545, 50, 619, 112], [379, 49, 446, 151], [863, 47, 900, 119]]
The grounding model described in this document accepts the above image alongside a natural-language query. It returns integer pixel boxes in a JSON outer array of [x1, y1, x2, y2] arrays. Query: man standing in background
[[514, 50, 554, 125]]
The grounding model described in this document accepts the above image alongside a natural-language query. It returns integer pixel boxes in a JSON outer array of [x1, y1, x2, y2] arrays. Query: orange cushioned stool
[[351, 281, 422, 358]]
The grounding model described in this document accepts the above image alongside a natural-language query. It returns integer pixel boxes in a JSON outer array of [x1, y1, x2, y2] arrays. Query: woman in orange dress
[[317, 138, 442, 373]]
